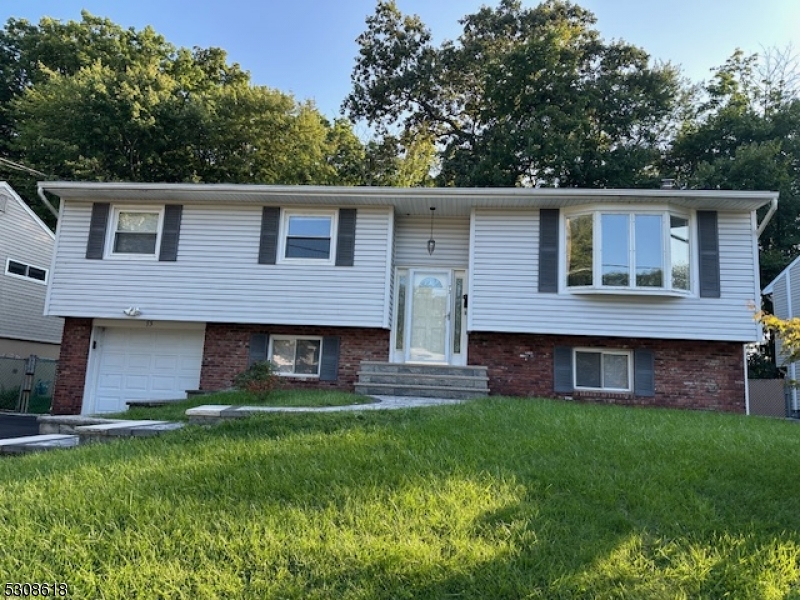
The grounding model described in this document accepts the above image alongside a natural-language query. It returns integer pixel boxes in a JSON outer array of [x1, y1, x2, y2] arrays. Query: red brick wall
[[468, 332, 746, 412], [51, 318, 93, 415], [200, 323, 390, 392]]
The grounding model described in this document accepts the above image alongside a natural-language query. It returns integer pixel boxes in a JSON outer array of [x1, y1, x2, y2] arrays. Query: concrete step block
[[0, 434, 80, 454]]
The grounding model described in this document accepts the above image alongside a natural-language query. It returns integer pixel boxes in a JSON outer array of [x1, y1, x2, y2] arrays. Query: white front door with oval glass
[[407, 270, 451, 363]]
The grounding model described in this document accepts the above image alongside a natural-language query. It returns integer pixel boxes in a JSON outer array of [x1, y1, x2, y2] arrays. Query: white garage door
[[91, 327, 205, 414]]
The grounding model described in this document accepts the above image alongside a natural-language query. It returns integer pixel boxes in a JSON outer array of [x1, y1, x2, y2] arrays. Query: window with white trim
[[270, 336, 322, 376], [5, 258, 47, 284], [565, 210, 691, 292], [574, 349, 632, 392], [280, 210, 336, 262], [109, 207, 163, 257]]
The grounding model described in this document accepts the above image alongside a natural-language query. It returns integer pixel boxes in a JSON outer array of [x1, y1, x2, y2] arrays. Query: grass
[[1, 397, 800, 598], [105, 389, 373, 421]]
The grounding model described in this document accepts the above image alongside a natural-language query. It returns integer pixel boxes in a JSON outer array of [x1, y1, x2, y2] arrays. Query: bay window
[[566, 210, 691, 293]]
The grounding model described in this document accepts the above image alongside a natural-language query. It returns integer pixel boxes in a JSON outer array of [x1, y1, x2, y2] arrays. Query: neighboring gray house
[[39, 182, 776, 415], [0, 182, 63, 359], [762, 256, 800, 413]]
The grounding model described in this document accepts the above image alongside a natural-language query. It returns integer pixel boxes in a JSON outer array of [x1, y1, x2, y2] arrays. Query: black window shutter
[[697, 211, 721, 298], [634, 349, 655, 397], [553, 346, 573, 393], [538, 209, 560, 293], [86, 202, 110, 259], [320, 336, 341, 381], [159, 205, 183, 261], [248, 333, 269, 366], [335, 209, 357, 266], [258, 207, 280, 265]]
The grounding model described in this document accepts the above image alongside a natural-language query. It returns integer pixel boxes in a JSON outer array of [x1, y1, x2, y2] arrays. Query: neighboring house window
[[574, 348, 632, 392], [270, 336, 323, 377], [280, 211, 336, 262], [565, 210, 691, 292], [110, 208, 163, 257], [5, 259, 47, 284]]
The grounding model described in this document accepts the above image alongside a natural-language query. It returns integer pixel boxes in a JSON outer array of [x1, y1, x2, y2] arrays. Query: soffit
[[40, 182, 778, 216]]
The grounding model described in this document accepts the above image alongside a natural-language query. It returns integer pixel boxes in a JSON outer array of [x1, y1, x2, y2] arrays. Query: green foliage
[[1, 399, 800, 597], [0, 386, 18, 410], [0, 12, 371, 226], [232, 361, 281, 398], [667, 49, 800, 285], [345, 0, 682, 187], [748, 349, 781, 379]]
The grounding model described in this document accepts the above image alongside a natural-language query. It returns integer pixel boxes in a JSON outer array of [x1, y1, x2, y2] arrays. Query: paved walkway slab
[[0, 434, 80, 455], [186, 396, 465, 422]]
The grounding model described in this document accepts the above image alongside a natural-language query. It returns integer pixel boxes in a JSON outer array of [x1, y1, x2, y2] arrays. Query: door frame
[[390, 267, 468, 366]]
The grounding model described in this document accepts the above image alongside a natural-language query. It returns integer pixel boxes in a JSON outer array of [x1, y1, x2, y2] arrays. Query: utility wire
[[0, 156, 49, 179]]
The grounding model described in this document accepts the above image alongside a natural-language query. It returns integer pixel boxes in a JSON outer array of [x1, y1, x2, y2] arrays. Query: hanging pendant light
[[427, 207, 436, 255]]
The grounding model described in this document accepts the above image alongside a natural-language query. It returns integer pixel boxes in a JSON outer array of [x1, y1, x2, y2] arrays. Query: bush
[[0, 387, 20, 411], [233, 361, 281, 398]]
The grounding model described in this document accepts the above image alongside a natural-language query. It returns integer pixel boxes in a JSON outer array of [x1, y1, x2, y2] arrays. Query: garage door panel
[[98, 373, 122, 390], [101, 352, 126, 369], [151, 375, 179, 391], [128, 354, 153, 369], [90, 326, 205, 414], [153, 355, 178, 370]]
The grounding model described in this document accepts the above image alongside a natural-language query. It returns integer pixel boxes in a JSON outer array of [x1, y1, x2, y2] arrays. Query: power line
[[0, 156, 49, 179]]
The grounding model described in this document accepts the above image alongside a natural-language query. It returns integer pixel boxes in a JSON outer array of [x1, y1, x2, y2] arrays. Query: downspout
[[744, 345, 751, 416], [36, 183, 59, 220], [757, 195, 779, 237]]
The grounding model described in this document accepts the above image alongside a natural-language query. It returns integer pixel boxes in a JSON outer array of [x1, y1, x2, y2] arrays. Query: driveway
[[0, 413, 39, 438]]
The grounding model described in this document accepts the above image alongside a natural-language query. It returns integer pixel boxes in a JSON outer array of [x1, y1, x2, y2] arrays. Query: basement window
[[269, 336, 322, 377]]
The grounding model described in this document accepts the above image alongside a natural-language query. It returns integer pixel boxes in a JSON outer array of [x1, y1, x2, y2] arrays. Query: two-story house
[[39, 182, 777, 415], [0, 182, 63, 359]]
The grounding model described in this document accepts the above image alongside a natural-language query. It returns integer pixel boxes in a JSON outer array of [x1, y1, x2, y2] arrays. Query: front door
[[407, 270, 451, 363]]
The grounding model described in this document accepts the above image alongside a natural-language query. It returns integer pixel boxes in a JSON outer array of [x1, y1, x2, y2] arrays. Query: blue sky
[[3, 1, 798, 122]]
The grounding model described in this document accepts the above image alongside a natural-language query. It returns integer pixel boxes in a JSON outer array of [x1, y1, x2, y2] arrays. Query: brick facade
[[200, 323, 390, 392], [468, 332, 746, 412], [51, 317, 93, 415], [50, 319, 745, 415]]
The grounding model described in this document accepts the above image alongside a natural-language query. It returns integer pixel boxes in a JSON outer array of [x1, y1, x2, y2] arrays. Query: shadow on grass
[[5, 398, 800, 597]]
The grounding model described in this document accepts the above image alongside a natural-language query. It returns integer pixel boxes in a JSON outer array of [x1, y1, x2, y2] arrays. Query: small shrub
[[233, 361, 281, 398], [0, 386, 20, 411]]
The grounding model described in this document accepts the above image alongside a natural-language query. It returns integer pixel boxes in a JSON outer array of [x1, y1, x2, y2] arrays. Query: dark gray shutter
[[159, 205, 183, 261], [86, 202, 110, 259], [258, 207, 280, 265], [634, 349, 655, 397], [697, 211, 720, 298], [248, 333, 269, 366], [335, 209, 357, 267], [319, 336, 341, 381], [538, 209, 560, 292], [553, 346, 573, 393]]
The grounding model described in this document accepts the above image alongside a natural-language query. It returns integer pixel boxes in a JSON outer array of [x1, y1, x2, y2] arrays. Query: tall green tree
[[0, 12, 369, 224], [345, 0, 682, 188], [667, 49, 800, 285]]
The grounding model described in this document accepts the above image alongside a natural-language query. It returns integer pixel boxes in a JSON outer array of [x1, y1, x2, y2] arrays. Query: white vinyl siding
[[771, 276, 789, 364], [0, 188, 63, 345], [394, 216, 470, 268], [469, 208, 761, 342], [46, 203, 393, 328]]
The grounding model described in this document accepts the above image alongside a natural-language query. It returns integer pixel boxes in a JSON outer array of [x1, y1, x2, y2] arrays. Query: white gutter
[[757, 196, 779, 237], [36, 182, 60, 220]]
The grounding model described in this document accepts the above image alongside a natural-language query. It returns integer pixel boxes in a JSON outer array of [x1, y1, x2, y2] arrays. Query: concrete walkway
[[186, 395, 465, 421]]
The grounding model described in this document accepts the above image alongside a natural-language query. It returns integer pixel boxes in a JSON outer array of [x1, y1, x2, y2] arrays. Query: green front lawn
[[105, 389, 373, 421], [1, 398, 799, 598]]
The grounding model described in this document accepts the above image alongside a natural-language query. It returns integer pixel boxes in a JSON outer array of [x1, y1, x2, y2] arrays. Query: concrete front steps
[[0, 416, 184, 455], [354, 361, 490, 400]]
